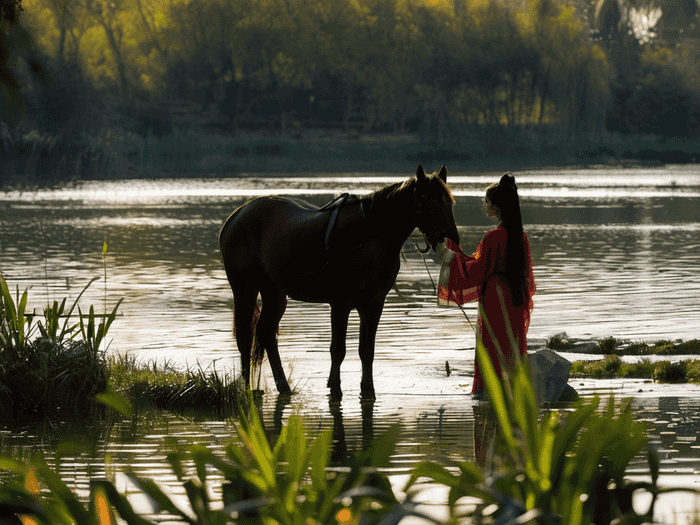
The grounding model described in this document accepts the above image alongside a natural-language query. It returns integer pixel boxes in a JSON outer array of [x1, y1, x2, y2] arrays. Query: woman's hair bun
[[499, 173, 517, 190]]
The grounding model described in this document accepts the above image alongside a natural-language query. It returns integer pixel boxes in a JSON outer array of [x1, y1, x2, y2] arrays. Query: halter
[[413, 186, 457, 253]]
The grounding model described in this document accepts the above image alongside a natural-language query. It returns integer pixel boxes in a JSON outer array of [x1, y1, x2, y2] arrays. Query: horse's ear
[[416, 164, 426, 182], [438, 164, 447, 184]]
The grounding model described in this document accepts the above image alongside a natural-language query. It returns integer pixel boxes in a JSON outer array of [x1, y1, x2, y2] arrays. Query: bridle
[[413, 187, 457, 253]]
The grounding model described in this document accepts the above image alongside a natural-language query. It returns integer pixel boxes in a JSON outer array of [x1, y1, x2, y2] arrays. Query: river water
[[1, 167, 700, 522]]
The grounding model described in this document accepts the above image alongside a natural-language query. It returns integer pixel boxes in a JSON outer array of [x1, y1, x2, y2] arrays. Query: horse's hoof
[[360, 391, 376, 402]]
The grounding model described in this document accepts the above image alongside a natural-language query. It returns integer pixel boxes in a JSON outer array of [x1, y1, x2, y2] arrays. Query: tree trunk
[[100, 18, 129, 102]]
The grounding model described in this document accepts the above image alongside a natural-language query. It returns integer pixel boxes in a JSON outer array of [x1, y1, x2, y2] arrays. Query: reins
[[410, 235, 476, 332]]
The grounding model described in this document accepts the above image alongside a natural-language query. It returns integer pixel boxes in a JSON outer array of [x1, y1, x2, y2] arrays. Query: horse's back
[[219, 196, 329, 274]]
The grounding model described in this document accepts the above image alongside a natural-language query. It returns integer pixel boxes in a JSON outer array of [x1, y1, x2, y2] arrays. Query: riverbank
[[4, 126, 700, 188], [133, 128, 700, 176]]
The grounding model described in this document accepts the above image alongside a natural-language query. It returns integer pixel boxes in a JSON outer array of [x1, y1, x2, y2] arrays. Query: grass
[[108, 354, 244, 418], [0, 274, 248, 420], [566, 336, 700, 382], [570, 355, 700, 383], [0, 276, 116, 419], [597, 338, 700, 356]]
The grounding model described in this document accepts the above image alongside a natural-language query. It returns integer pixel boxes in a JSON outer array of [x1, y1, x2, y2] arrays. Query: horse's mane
[[362, 173, 454, 211]]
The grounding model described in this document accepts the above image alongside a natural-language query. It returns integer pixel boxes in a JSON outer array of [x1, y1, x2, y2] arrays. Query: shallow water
[[1, 168, 700, 521]]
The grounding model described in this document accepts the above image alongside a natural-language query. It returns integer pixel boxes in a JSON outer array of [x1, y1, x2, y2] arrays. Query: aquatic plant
[[571, 357, 700, 383], [404, 339, 698, 525], [596, 336, 619, 354], [546, 334, 574, 350], [0, 275, 37, 350], [110, 354, 244, 418], [0, 276, 120, 418], [0, 395, 435, 525]]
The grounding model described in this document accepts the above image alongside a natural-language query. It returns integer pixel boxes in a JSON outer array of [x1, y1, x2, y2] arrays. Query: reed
[[0, 276, 119, 418], [108, 354, 244, 418]]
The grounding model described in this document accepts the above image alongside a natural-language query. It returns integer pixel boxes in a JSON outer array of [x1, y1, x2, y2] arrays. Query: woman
[[438, 173, 535, 399]]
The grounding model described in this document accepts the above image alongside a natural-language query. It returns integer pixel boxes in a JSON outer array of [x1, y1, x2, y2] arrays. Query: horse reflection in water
[[219, 164, 459, 400]]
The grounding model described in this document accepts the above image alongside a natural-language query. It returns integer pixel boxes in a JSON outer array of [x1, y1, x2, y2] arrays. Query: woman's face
[[483, 195, 499, 218]]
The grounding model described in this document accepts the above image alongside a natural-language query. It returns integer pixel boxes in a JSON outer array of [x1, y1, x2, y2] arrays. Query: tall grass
[[0, 275, 120, 418], [109, 354, 243, 418]]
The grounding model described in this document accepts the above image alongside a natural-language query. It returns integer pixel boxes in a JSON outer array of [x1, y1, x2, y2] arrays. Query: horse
[[219, 164, 460, 400]]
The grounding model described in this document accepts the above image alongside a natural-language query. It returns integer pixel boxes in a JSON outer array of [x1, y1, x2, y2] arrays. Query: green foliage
[[653, 360, 688, 383], [0, 398, 434, 525], [39, 277, 98, 344], [0, 276, 120, 417], [546, 334, 574, 350], [0, 275, 36, 350], [215, 398, 429, 525], [597, 336, 619, 354], [571, 356, 700, 383], [112, 355, 243, 417], [404, 339, 697, 524], [78, 299, 123, 354]]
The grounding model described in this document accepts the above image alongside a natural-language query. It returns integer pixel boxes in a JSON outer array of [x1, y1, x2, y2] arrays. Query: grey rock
[[529, 349, 577, 405]]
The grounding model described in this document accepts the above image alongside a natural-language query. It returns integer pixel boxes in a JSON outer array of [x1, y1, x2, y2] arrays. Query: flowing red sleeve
[[437, 229, 504, 306]]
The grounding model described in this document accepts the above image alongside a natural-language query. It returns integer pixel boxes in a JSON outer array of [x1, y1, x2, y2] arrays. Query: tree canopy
[[21, 0, 613, 140]]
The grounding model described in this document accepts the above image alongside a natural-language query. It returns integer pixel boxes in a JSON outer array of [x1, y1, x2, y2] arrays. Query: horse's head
[[414, 164, 460, 252]]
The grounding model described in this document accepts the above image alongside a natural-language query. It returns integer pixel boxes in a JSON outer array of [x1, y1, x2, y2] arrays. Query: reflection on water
[[1, 169, 700, 520], [1, 170, 699, 370], [2, 394, 700, 523]]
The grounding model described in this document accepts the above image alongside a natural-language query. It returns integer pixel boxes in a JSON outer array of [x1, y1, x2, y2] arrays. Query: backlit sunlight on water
[[2, 167, 700, 523]]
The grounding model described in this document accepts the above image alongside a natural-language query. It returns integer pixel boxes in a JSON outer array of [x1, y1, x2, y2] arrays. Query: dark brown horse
[[219, 164, 459, 400]]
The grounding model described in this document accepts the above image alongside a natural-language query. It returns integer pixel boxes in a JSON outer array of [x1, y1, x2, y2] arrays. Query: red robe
[[438, 225, 535, 394]]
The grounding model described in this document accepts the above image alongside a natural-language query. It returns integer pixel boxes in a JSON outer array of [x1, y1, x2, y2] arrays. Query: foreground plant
[[0, 395, 436, 525], [404, 340, 698, 524]]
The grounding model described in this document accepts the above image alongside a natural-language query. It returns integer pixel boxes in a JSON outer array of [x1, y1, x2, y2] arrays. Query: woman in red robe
[[438, 174, 535, 399]]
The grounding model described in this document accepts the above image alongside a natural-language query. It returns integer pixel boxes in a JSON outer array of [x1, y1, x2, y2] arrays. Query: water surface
[[1, 168, 700, 522]]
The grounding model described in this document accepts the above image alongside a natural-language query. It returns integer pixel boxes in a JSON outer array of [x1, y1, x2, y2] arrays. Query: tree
[[83, 0, 131, 101]]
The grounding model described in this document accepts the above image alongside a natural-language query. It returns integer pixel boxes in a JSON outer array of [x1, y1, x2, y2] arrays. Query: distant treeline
[[14, 0, 611, 140], [135, 0, 613, 143], [1, 0, 700, 183]]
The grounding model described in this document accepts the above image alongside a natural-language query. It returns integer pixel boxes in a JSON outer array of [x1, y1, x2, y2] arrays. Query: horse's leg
[[357, 298, 386, 400], [258, 282, 291, 394], [328, 304, 351, 401], [232, 283, 259, 389]]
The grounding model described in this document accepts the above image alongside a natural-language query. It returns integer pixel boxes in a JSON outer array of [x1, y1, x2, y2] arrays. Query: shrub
[[621, 358, 656, 378], [597, 336, 619, 354], [654, 361, 688, 383]]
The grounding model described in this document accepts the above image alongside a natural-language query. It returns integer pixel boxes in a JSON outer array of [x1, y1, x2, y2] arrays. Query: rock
[[529, 349, 577, 405]]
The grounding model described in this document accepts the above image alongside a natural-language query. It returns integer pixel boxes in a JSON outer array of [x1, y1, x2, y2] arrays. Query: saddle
[[318, 193, 365, 253]]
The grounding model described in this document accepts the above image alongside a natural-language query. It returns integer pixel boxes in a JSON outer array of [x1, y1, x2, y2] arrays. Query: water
[[1, 168, 700, 522]]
